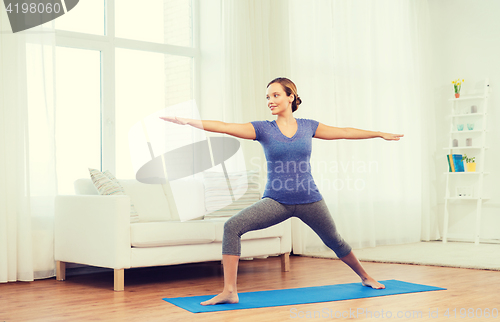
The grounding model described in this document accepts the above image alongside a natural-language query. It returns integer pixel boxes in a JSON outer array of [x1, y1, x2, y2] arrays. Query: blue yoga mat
[[163, 279, 445, 313]]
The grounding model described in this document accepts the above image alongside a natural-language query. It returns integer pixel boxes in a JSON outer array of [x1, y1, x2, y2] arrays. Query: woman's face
[[266, 83, 294, 115]]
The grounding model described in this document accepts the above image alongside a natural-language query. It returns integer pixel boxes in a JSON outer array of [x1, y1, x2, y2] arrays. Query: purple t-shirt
[[250, 118, 323, 204]]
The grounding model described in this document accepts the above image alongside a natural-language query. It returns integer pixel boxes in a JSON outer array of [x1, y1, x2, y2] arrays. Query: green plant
[[461, 154, 475, 163]]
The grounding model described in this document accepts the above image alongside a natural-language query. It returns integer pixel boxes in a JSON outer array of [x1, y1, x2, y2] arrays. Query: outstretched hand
[[380, 132, 404, 141], [159, 116, 188, 125]]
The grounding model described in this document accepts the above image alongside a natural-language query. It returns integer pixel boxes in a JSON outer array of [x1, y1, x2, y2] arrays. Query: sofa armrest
[[54, 195, 131, 269]]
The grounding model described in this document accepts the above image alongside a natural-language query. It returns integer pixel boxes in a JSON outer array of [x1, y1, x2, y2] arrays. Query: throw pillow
[[88, 168, 140, 223], [203, 170, 261, 219]]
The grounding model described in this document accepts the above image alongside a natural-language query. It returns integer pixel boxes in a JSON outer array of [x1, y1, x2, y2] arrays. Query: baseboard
[[440, 237, 500, 244]]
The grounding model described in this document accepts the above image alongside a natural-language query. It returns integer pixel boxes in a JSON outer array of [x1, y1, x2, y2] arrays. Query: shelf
[[444, 172, 489, 175], [448, 96, 487, 101], [448, 113, 485, 118], [450, 130, 485, 134], [443, 79, 490, 245], [443, 146, 488, 150], [445, 197, 490, 200]]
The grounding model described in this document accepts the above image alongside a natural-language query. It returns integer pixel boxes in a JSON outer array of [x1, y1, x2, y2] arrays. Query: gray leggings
[[222, 197, 352, 258]]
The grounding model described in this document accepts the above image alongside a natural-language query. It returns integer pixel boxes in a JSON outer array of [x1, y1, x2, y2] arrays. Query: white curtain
[[219, 0, 439, 255], [289, 0, 439, 254], [410, 0, 440, 242], [0, 12, 57, 282], [220, 0, 291, 182]]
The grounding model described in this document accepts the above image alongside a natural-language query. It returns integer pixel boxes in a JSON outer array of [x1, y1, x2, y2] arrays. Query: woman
[[160, 77, 403, 306]]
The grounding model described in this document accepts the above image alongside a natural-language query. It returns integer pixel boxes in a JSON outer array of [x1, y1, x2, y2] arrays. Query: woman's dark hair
[[267, 77, 302, 112]]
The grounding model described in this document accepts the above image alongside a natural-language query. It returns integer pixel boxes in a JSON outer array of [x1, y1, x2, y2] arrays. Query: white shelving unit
[[442, 78, 490, 245]]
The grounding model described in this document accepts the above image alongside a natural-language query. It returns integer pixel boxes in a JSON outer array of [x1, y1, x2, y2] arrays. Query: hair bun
[[296, 95, 302, 106]]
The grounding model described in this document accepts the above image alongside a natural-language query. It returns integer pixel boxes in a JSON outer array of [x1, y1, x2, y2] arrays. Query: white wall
[[429, 0, 500, 242]]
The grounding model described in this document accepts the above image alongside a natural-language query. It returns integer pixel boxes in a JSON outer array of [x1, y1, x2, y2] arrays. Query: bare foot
[[362, 277, 385, 289], [200, 291, 239, 305]]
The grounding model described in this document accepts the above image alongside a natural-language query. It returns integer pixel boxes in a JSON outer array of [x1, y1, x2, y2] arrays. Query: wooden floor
[[1, 255, 499, 321]]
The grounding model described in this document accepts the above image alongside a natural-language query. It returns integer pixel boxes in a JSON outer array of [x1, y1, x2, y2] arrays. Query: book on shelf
[[447, 154, 454, 172], [447, 154, 465, 172], [446, 154, 455, 172]]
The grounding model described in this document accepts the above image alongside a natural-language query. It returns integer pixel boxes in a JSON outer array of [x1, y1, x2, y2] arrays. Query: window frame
[[54, 0, 200, 174]]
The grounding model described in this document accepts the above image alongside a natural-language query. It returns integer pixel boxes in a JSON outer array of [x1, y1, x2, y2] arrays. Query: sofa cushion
[[207, 217, 285, 242], [203, 170, 261, 219], [102, 170, 140, 223], [131, 221, 215, 247], [74, 179, 98, 195], [168, 176, 206, 221], [88, 168, 140, 223], [120, 180, 173, 222]]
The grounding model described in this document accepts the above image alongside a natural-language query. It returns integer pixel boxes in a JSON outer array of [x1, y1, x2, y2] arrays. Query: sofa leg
[[114, 269, 124, 292], [281, 252, 290, 272], [56, 261, 66, 281]]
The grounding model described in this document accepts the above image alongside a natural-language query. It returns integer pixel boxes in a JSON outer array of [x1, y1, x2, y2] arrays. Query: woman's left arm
[[314, 123, 404, 141]]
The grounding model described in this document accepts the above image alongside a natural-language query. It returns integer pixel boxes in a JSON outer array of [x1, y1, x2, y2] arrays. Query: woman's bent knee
[[223, 217, 242, 237]]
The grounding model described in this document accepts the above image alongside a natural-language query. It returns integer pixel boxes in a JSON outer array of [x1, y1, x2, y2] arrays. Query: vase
[[466, 163, 476, 172], [455, 93, 460, 98]]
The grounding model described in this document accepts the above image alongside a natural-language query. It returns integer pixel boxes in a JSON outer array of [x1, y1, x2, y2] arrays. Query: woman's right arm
[[160, 116, 256, 140]]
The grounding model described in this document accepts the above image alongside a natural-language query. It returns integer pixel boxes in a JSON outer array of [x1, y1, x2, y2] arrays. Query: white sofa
[[54, 176, 291, 291]]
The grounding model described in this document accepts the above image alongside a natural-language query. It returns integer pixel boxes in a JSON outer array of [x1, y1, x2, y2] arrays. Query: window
[[115, 49, 193, 178], [54, 0, 105, 35], [55, 47, 102, 194], [55, 0, 197, 193], [115, 0, 192, 46]]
